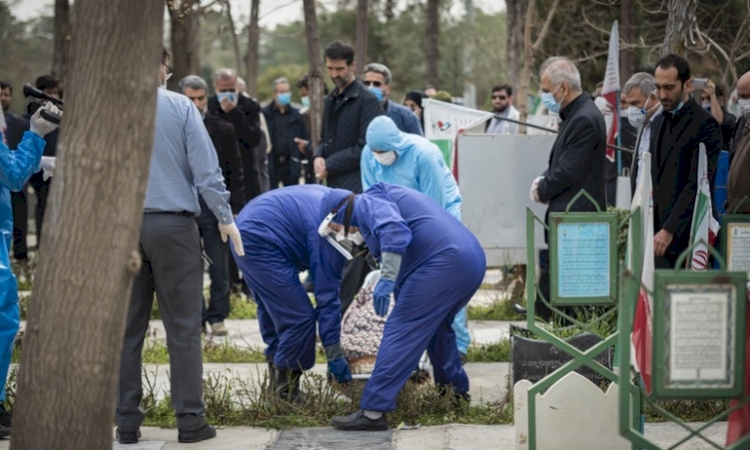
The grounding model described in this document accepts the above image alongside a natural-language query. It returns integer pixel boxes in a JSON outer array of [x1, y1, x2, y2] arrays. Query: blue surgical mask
[[368, 86, 384, 102], [277, 92, 291, 106], [217, 91, 236, 104], [541, 87, 561, 114], [301, 96, 310, 108]]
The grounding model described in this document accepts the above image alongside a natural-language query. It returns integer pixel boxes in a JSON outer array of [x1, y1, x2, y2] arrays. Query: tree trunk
[[51, 0, 71, 90], [620, 0, 634, 82], [516, 0, 537, 131], [425, 0, 440, 88], [303, 0, 325, 150], [506, 0, 527, 93], [167, 0, 201, 91], [223, 0, 244, 82], [355, 0, 368, 75], [662, 0, 698, 56], [245, 0, 261, 97], [384, 0, 395, 21], [10, 0, 163, 447]]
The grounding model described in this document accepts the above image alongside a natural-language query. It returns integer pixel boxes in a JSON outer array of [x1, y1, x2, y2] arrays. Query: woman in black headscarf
[[403, 90, 427, 131]]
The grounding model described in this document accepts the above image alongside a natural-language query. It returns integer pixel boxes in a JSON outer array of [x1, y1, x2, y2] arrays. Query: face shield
[[318, 194, 370, 261]]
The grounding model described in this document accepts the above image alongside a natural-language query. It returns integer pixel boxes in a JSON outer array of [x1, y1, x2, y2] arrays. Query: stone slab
[[269, 427, 392, 450]]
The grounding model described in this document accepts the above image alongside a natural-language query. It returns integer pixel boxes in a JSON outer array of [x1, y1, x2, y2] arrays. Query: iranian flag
[[601, 21, 620, 163], [628, 151, 654, 393], [688, 143, 720, 270]]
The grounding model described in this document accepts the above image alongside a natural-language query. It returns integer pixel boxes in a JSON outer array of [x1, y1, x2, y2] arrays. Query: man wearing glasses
[[485, 84, 520, 134], [362, 63, 423, 136]]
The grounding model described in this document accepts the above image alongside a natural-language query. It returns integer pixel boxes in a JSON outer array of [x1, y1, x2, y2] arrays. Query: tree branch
[[532, 0, 561, 51], [700, 31, 738, 83]]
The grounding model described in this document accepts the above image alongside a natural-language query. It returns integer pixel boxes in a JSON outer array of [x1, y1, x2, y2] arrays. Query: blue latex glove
[[373, 278, 395, 317], [327, 356, 352, 383]]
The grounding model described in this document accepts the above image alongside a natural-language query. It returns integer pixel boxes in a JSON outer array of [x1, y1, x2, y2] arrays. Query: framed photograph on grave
[[548, 213, 618, 306], [651, 271, 747, 399], [721, 215, 750, 275]]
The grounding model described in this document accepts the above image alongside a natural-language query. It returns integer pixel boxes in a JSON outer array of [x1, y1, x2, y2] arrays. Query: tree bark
[[355, 0, 368, 75], [245, 0, 261, 97], [384, 0, 395, 21], [425, 0, 440, 88], [506, 0, 527, 93], [620, 0, 634, 82], [167, 0, 201, 91], [51, 0, 71, 90], [223, 0, 244, 82], [10, 0, 164, 447], [303, 0, 325, 150], [662, 0, 698, 56]]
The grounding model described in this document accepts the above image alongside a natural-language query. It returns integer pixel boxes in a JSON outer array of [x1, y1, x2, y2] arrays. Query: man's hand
[[529, 176, 544, 203], [704, 79, 716, 99], [654, 229, 674, 257], [219, 95, 237, 113], [294, 138, 309, 155], [314, 156, 327, 180]]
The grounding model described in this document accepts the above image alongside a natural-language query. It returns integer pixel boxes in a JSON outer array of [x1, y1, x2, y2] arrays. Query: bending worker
[[327, 183, 486, 431], [230, 185, 353, 403], [361, 115, 471, 362], [0, 104, 59, 436]]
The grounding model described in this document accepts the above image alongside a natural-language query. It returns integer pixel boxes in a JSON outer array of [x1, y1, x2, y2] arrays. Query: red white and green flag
[[601, 21, 620, 163], [688, 143, 720, 270]]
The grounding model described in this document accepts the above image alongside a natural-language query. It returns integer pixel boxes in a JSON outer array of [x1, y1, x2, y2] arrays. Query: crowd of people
[[0, 34, 748, 443]]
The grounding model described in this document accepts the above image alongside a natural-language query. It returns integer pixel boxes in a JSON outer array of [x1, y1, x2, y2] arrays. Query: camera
[[23, 84, 64, 124]]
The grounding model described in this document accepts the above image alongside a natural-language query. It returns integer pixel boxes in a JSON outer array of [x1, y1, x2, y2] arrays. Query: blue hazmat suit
[[361, 116, 471, 355], [230, 185, 348, 370], [0, 131, 45, 402], [321, 183, 486, 412]]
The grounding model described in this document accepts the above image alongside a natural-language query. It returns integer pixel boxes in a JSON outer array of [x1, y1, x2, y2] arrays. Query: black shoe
[[0, 404, 11, 429], [178, 423, 216, 444], [275, 367, 307, 404], [331, 409, 389, 431], [115, 428, 140, 444], [512, 303, 527, 316]]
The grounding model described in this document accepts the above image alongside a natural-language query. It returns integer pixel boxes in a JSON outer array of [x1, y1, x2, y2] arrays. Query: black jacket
[[314, 79, 383, 192], [538, 94, 607, 218], [208, 94, 263, 198], [5, 112, 29, 149], [629, 114, 664, 197], [651, 98, 724, 257], [204, 113, 246, 214], [262, 102, 309, 180]]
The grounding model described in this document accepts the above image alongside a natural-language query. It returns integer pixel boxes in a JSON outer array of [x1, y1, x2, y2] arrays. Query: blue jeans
[[195, 201, 230, 324]]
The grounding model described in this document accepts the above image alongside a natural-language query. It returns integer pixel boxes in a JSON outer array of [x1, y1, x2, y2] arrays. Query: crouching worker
[[230, 185, 353, 403], [326, 183, 486, 431], [0, 103, 59, 437]]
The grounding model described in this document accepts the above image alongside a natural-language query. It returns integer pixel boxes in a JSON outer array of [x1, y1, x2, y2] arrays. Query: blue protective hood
[[366, 116, 409, 155], [319, 187, 358, 227]]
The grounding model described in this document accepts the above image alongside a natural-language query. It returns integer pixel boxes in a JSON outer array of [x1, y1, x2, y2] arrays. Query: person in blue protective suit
[[326, 183, 486, 431], [361, 115, 470, 362], [230, 184, 353, 403], [0, 103, 59, 437]]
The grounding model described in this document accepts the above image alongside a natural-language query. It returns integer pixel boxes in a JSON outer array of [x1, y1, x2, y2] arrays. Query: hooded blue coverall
[[230, 185, 347, 370], [321, 183, 486, 412], [361, 115, 471, 355], [0, 131, 45, 402]]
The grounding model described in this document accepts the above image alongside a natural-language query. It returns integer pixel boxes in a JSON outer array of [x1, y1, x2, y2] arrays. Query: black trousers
[[339, 255, 372, 314], [11, 189, 28, 259]]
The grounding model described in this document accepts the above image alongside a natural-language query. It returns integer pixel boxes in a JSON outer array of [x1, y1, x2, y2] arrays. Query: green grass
[[465, 340, 511, 362], [468, 299, 522, 321], [139, 340, 328, 365]]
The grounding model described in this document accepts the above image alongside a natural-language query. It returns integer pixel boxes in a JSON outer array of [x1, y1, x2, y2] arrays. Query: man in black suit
[[651, 53, 724, 268], [622, 72, 662, 196], [2, 81, 31, 261], [527, 56, 607, 321], [180, 75, 246, 336]]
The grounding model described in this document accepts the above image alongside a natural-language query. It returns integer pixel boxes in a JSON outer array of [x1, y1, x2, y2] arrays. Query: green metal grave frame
[[617, 238, 750, 450], [523, 189, 641, 450]]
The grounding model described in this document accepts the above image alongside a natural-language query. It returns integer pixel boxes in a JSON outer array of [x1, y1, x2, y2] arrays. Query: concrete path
[[0, 422, 728, 449]]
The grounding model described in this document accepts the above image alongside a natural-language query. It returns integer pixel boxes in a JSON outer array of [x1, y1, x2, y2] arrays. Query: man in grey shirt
[[115, 47, 244, 445]]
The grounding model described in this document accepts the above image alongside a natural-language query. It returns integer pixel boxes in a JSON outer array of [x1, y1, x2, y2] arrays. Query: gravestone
[[270, 427, 393, 450], [510, 326, 613, 387]]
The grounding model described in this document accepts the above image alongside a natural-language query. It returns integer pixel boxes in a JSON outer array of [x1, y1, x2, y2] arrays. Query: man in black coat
[[262, 77, 310, 188], [180, 75, 246, 336], [2, 82, 31, 261], [312, 41, 383, 193], [207, 69, 263, 200], [651, 53, 724, 269], [526, 57, 607, 322]]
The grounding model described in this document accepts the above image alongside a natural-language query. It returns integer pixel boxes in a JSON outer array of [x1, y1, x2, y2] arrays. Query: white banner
[[423, 98, 493, 169]]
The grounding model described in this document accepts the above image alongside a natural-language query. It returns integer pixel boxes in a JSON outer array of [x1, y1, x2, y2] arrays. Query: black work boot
[[331, 409, 389, 431], [266, 360, 276, 392], [115, 428, 140, 444], [275, 367, 307, 404], [178, 423, 216, 443]]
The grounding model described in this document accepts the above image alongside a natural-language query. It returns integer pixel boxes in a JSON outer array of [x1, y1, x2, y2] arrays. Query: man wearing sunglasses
[[362, 63, 423, 136], [485, 84, 520, 134]]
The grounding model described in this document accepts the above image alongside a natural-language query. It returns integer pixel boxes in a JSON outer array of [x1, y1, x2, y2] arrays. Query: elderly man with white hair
[[621, 72, 662, 196], [524, 56, 607, 322]]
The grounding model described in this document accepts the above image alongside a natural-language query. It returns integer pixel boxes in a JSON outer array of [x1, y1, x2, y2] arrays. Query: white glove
[[529, 176, 544, 203], [218, 221, 245, 257], [30, 103, 61, 137], [40, 156, 56, 181]]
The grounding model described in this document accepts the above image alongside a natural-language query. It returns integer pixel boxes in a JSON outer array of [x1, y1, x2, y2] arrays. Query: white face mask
[[373, 151, 397, 166], [627, 95, 656, 128], [738, 98, 750, 120]]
